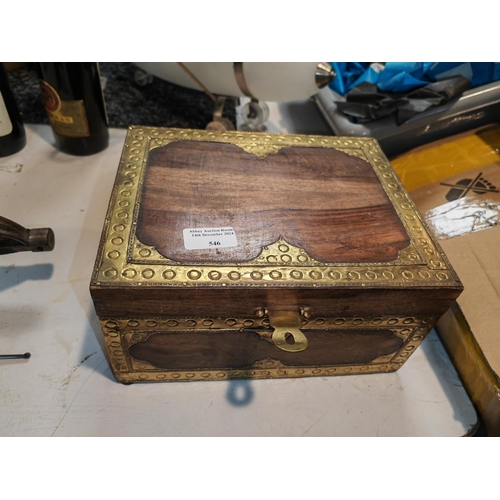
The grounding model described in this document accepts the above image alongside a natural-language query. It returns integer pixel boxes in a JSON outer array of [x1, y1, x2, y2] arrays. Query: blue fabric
[[377, 62, 434, 92], [330, 62, 500, 96], [330, 62, 370, 95]]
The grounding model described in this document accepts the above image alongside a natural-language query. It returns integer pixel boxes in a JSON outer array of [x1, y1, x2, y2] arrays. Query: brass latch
[[268, 310, 308, 353]]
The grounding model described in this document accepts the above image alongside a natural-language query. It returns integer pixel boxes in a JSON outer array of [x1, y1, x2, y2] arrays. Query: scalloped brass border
[[101, 314, 435, 383], [92, 127, 461, 288]]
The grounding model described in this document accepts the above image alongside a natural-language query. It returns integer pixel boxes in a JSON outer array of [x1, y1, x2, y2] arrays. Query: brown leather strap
[[177, 63, 217, 103], [233, 62, 255, 99]]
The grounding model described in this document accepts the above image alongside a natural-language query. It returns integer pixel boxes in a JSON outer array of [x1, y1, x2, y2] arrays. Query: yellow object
[[391, 125, 500, 191]]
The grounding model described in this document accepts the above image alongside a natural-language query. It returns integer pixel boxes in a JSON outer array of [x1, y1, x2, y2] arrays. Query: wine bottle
[[36, 63, 109, 156], [0, 63, 27, 157]]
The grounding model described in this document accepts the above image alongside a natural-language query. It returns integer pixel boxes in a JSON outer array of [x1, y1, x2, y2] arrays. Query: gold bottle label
[[40, 79, 90, 138]]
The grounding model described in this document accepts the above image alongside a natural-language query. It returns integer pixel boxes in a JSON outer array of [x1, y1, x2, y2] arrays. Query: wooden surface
[[137, 141, 410, 263], [92, 286, 463, 318], [129, 329, 402, 370]]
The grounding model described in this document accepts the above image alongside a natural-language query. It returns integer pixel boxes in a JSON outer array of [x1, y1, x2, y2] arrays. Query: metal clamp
[[0, 216, 54, 255], [268, 310, 308, 353]]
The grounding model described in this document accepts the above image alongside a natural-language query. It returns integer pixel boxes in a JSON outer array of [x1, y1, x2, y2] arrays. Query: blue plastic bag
[[330, 62, 500, 96]]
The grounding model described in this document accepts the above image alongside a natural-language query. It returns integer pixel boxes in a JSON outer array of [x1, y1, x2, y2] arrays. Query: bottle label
[[39, 80, 90, 138], [0, 91, 13, 137]]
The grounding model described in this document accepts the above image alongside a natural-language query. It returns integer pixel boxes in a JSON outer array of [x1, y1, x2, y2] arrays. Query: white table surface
[[0, 111, 477, 436]]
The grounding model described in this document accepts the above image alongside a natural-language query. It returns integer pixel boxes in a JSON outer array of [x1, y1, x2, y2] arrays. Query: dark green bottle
[[0, 63, 26, 157], [36, 62, 109, 156]]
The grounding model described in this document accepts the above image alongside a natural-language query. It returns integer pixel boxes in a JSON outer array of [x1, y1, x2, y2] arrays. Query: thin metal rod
[[177, 63, 217, 103], [0, 352, 31, 360]]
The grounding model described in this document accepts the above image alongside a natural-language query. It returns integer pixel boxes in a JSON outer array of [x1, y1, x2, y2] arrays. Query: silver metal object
[[315, 62, 335, 89]]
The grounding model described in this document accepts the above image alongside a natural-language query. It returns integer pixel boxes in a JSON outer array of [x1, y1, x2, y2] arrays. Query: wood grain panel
[[128, 329, 403, 370], [137, 142, 410, 263], [91, 286, 462, 318]]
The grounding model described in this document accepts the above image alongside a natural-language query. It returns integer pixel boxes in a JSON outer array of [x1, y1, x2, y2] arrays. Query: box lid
[[91, 128, 461, 292]]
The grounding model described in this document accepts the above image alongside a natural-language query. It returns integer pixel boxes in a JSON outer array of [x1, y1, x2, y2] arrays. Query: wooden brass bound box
[[90, 127, 463, 384]]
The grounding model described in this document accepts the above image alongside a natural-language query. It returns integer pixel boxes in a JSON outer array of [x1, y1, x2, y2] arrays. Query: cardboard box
[[392, 126, 500, 435]]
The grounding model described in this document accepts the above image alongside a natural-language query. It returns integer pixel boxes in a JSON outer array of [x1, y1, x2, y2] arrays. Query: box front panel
[[101, 314, 437, 383]]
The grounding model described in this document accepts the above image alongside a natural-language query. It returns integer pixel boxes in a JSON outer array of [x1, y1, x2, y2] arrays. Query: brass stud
[[328, 270, 342, 280], [187, 270, 202, 280], [141, 269, 155, 279], [103, 268, 117, 278]]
